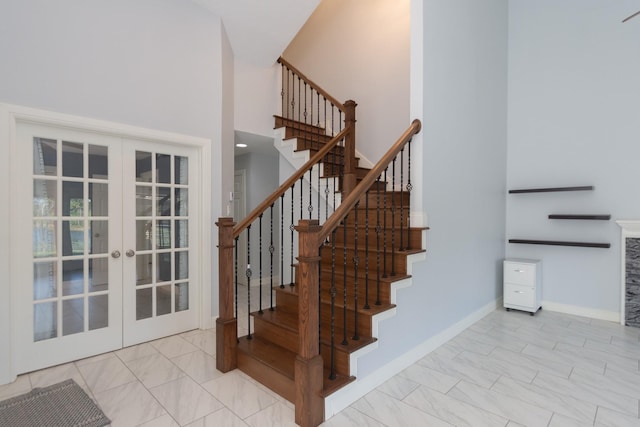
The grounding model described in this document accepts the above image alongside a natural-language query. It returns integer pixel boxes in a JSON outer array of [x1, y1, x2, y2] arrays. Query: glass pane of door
[[134, 150, 190, 319], [32, 138, 113, 341], [124, 144, 197, 345]]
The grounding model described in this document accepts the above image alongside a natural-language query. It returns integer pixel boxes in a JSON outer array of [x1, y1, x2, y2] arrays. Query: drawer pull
[[514, 269, 524, 273], [514, 290, 524, 294]]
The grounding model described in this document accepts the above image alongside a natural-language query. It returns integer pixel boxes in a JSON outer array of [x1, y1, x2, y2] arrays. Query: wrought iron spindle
[[325, 164, 330, 224], [342, 214, 348, 346], [364, 189, 371, 310], [300, 176, 303, 219], [375, 174, 382, 305], [317, 161, 321, 223], [329, 229, 337, 380], [407, 139, 412, 250], [298, 76, 301, 124], [280, 194, 285, 288], [235, 236, 239, 319], [280, 64, 285, 117], [309, 167, 313, 220], [391, 157, 396, 277], [290, 185, 295, 286], [382, 167, 388, 278], [318, 245, 322, 353], [289, 70, 294, 121], [285, 66, 290, 119], [259, 214, 263, 314], [303, 82, 308, 125], [353, 203, 360, 340], [246, 225, 252, 339], [400, 147, 405, 251], [269, 204, 275, 310], [331, 106, 337, 209]]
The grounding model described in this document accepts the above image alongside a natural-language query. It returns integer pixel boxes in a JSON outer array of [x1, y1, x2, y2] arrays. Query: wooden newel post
[[294, 220, 324, 427], [216, 217, 237, 373], [343, 100, 357, 198]]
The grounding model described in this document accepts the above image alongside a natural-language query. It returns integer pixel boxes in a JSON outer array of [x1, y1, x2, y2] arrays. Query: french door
[[13, 122, 199, 374]]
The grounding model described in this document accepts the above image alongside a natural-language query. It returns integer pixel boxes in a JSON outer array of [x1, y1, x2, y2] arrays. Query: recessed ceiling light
[[235, 143, 248, 148]]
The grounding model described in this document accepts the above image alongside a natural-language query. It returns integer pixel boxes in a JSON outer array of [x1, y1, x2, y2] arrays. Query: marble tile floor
[[3, 308, 640, 426]]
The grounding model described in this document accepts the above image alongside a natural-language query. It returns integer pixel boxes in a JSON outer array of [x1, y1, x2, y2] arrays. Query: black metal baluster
[[246, 226, 252, 339], [298, 76, 301, 125], [309, 167, 313, 220], [332, 106, 337, 209], [400, 147, 405, 251], [329, 229, 337, 380], [318, 245, 322, 354], [289, 69, 294, 121], [235, 236, 239, 319], [304, 82, 308, 125], [290, 185, 295, 286], [383, 167, 388, 279], [325, 165, 330, 225], [353, 203, 360, 340], [407, 139, 412, 250], [300, 176, 303, 220], [280, 194, 285, 288], [317, 160, 321, 223], [375, 174, 382, 305], [285, 67, 290, 119], [364, 189, 371, 310], [259, 214, 263, 314], [310, 89, 315, 150], [391, 158, 396, 277], [342, 214, 348, 346], [269, 203, 275, 310], [281, 64, 285, 117]]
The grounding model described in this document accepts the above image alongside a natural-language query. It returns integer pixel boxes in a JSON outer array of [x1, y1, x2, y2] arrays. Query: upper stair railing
[[278, 57, 358, 196]]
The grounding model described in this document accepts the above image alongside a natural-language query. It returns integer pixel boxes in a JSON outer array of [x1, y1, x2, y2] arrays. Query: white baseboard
[[323, 297, 501, 419], [540, 300, 619, 323]]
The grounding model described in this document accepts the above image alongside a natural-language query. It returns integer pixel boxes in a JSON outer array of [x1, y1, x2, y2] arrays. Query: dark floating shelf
[[508, 186, 594, 194], [509, 239, 610, 249], [548, 214, 611, 220]]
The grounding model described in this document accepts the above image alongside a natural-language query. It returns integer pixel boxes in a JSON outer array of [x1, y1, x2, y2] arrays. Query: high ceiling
[[191, 0, 321, 65]]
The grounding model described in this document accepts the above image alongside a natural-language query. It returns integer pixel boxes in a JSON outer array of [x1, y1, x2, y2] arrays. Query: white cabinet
[[503, 259, 542, 315]]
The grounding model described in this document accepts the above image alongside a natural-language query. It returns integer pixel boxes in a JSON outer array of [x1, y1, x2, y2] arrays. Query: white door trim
[[0, 103, 212, 383]]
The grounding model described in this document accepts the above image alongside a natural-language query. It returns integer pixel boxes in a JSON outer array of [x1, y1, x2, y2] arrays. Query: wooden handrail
[[278, 57, 345, 112], [233, 125, 351, 238], [318, 119, 422, 243]]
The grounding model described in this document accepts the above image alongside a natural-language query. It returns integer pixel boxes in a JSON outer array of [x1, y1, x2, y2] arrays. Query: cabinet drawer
[[504, 262, 536, 285], [504, 283, 534, 308]]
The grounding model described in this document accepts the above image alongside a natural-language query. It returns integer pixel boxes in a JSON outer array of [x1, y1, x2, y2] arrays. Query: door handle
[[111, 250, 121, 259], [126, 249, 135, 258]]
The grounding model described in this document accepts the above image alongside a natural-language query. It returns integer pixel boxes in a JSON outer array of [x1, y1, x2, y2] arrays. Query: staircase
[[216, 57, 424, 426]]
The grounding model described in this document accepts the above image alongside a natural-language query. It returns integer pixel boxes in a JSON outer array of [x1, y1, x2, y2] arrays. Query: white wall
[[234, 60, 280, 138], [282, 0, 411, 163], [506, 0, 640, 317], [356, 0, 508, 377], [0, 0, 228, 383]]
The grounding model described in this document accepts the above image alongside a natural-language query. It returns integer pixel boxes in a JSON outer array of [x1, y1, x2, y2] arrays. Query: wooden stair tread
[[237, 335, 294, 379], [321, 243, 426, 256], [253, 307, 378, 353], [322, 371, 355, 397], [276, 285, 396, 316], [317, 267, 412, 283], [237, 335, 355, 398]]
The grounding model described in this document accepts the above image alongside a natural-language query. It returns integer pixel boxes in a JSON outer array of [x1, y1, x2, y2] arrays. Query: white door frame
[[0, 103, 212, 383]]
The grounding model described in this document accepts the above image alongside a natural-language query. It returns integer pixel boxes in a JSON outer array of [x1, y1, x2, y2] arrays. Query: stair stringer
[[324, 228, 428, 419]]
